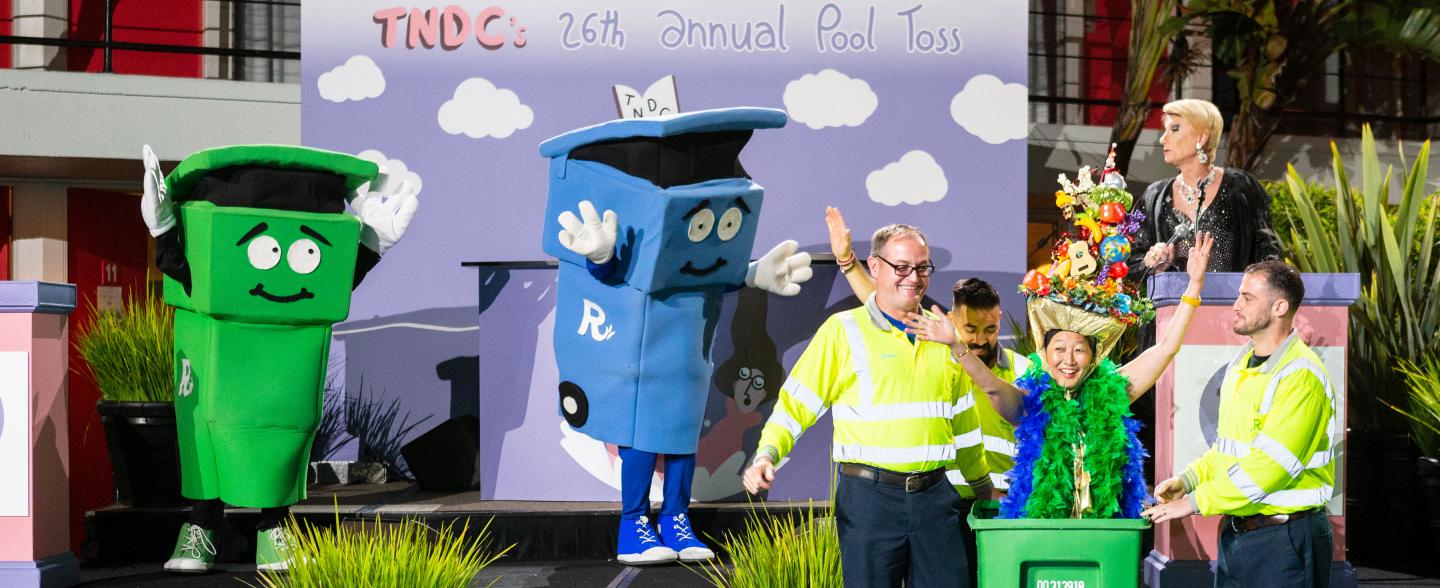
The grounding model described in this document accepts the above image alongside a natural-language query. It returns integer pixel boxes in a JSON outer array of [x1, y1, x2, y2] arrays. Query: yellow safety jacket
[[1181, 330, 1336, 516], [757, 295, 991, 497], [962, 348, 1027, 491]]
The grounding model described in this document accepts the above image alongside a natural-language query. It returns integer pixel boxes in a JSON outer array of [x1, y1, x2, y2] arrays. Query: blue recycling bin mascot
[[540, 108, 810, 565]]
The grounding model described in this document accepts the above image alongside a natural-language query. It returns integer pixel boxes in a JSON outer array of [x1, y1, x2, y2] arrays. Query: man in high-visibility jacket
[[1144, 260, 1335, 587], [823, 210, 1023, 499], [743, 224, 989, 588]]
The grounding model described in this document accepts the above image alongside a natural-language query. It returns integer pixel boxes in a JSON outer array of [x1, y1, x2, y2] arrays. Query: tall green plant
[[74, 291, 173, 402], [1392, 355, 1440, 458], [695, 501, 842, 588], [1279, 125, 1440, 429], [255, 511, 511, 588]]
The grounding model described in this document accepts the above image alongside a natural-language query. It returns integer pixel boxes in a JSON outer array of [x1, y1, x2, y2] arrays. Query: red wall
[[1, 0, 12, 69], [66, 188, 152, 552], [68, 0, 202, 76], [1083, 0, 1167, 129]]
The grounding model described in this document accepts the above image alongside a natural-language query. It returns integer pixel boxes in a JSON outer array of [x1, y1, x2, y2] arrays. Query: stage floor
[[84, 482, 825, 565], [79, 482, 1440, 587]]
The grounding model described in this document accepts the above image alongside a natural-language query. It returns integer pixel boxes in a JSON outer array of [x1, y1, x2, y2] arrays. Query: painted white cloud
[[950, 74, 1028, 144], [437, 78, 533, 140], [866, 151, 949, 206], [317, 55, 385, 103], [355, 149, 422, 195], [782, 69, 878, 130]]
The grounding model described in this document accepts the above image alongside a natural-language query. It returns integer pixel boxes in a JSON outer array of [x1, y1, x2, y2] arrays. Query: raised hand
[[140, 145, 176, 237], [747, 240, 813, 296], [825, 206, 854, 261], [351, 171, 420, 255], [1185, 231, 1214, 282], [557, 200, 618, 264]]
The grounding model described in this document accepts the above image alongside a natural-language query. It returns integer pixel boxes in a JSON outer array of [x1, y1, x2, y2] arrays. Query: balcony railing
[[0, 0, 299, 81]]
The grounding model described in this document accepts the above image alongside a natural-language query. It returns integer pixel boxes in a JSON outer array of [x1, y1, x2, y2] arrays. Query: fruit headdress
[[1021, 145, 1153, 360]]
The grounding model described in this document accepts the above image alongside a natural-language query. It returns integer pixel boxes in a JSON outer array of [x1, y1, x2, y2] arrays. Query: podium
[[1142, 272, 1359, 587], [0, 282, 78, 588]]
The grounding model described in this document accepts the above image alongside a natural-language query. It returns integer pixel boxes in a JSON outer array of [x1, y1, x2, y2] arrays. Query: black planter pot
[[96, 400, 184, 507], [1345, 431, 1429, 574], [1420, 457, 1440, 563]]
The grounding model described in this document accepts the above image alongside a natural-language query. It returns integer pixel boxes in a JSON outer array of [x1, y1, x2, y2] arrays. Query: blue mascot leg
[[659, 453, 694, 517], [658, 453, 714, 562], [616, 447, 675, 565], [619, 447, 657, 520]]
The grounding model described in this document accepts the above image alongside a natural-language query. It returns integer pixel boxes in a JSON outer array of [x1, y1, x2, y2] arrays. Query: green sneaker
[[256, 526, 295, 572], [164, 522, 216, 573]]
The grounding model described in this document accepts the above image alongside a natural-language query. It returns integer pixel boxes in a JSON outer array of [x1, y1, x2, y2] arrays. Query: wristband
[[1181, 295, 1201, 308]]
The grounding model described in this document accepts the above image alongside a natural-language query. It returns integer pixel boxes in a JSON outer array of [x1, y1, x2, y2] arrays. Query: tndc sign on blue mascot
[[540, 107, 811, 564]]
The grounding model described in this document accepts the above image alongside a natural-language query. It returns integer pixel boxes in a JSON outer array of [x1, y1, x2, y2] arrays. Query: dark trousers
[[835, 468, 970, 588], [1215, 511, 1332, 588]]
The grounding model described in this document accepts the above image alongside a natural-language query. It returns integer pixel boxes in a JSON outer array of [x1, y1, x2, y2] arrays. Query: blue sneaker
[[659, 512, 714, 562], [617, 515, 676, 565]]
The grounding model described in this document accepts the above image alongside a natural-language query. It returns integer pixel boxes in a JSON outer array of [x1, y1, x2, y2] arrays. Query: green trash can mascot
[[139, 144, 419, 572]]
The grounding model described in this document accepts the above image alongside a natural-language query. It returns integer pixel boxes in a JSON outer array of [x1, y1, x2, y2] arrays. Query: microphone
[[1136, 222, 1192, 285]]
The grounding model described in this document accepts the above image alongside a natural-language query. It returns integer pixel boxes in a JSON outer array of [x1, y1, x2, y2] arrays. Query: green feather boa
[[1020, 355, 1138, 519]]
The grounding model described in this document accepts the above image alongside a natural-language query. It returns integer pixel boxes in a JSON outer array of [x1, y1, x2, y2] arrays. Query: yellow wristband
[[1181, 295, 1202, 308]]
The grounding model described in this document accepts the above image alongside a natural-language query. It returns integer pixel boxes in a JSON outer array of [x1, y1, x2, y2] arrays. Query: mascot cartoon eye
[[717, 207, 743, 241], [287, 238, 322, 274], [247, 236, 282, 270], [688, 208, 715, 242]]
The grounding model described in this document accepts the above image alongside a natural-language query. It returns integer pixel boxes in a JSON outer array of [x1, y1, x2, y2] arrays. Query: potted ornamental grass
[[1395, 355, 1440, 561], [694, 500, 842, 588], [255, 511, 511, 588], [74, 289, 183, 506]]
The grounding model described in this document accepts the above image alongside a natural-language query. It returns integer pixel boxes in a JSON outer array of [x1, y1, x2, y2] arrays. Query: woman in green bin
[[140, 144, 419, 572]]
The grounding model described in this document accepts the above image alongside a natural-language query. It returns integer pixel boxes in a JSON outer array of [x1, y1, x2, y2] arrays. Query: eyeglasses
[[738, 367, 765, 390], [871, 255, 935, 278]]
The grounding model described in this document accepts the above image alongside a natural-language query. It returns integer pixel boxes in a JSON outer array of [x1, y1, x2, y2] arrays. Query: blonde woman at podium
[[1131, 99, 1282, 276]]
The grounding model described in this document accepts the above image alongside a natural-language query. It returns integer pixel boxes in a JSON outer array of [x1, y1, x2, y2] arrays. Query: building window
[[234, 0, 300, 83]]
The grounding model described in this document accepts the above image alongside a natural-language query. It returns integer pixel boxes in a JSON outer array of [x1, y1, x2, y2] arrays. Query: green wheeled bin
[[969, 500, 1150, 588]]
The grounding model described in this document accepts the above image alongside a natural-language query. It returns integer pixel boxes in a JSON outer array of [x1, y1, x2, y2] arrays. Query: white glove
[[746, 240, 812, 296], [557, 200, 618, 264], [350, 171, 420, 255], [140, 144, 176, 237]]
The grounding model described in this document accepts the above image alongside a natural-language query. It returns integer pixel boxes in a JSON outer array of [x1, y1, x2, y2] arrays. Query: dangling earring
[[1196, 141, 1208, 165]]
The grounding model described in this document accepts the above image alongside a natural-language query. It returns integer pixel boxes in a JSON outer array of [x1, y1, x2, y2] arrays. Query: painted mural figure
[[140, 144, 418, 573], [540, 108, 810, 565]]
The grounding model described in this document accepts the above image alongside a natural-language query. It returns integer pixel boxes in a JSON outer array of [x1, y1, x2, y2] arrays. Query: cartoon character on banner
[[540, 103, 807, 565], [141, 144, 418, 574]]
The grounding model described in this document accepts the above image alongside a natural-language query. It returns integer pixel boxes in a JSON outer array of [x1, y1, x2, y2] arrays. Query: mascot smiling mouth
[[250, 283, 315, 303], [680, 258, 727, 276]]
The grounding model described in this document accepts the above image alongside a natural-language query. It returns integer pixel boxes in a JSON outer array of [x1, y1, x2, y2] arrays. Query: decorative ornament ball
[[1108, 262, 1129, 279], [1100, 235, 1132, 263]]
